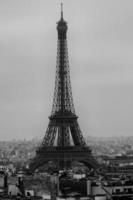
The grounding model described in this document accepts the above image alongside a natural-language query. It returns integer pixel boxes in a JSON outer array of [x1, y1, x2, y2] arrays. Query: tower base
[[30, 146, 98, 171]]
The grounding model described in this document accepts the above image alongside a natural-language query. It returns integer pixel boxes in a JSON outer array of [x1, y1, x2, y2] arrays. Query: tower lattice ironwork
[[30, 4, 98, 171]]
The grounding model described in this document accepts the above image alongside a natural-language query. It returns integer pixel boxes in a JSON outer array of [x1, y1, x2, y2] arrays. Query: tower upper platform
[[57, 3, 67, 39]]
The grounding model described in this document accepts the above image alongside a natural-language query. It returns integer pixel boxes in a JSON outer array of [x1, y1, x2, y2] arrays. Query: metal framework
[[30, 4, 98, 171]]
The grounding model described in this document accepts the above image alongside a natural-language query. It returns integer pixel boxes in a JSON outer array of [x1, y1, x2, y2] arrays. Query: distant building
[[8, 184, 22, 196]]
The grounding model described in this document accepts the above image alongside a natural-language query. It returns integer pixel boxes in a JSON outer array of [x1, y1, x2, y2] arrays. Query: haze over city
[[0, 0, 133, 140]]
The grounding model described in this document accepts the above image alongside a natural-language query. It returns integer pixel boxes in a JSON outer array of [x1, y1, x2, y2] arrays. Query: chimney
[[4, 173, 8, 188]]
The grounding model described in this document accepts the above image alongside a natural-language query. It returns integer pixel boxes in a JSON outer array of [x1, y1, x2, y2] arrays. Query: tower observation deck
[[30, 4, 98, 171]]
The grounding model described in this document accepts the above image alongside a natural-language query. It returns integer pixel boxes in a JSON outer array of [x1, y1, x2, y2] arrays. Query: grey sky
[[0, 0, 133, 140]]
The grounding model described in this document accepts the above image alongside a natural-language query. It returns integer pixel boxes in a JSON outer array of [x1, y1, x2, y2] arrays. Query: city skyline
[[0, 0, 133, 140]]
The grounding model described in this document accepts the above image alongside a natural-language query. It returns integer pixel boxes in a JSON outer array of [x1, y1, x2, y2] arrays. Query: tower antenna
[[61, 2, 63, 19]]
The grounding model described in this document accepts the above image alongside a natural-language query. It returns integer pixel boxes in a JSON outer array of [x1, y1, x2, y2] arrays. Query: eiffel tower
[[30, 4, 98, 171]]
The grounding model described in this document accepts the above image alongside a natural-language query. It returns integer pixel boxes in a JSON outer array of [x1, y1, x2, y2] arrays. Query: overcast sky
[[0, 0, 133, 140]]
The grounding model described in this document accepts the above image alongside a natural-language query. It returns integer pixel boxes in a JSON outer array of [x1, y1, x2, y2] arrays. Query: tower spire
[[61, 2, 63, 20]]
